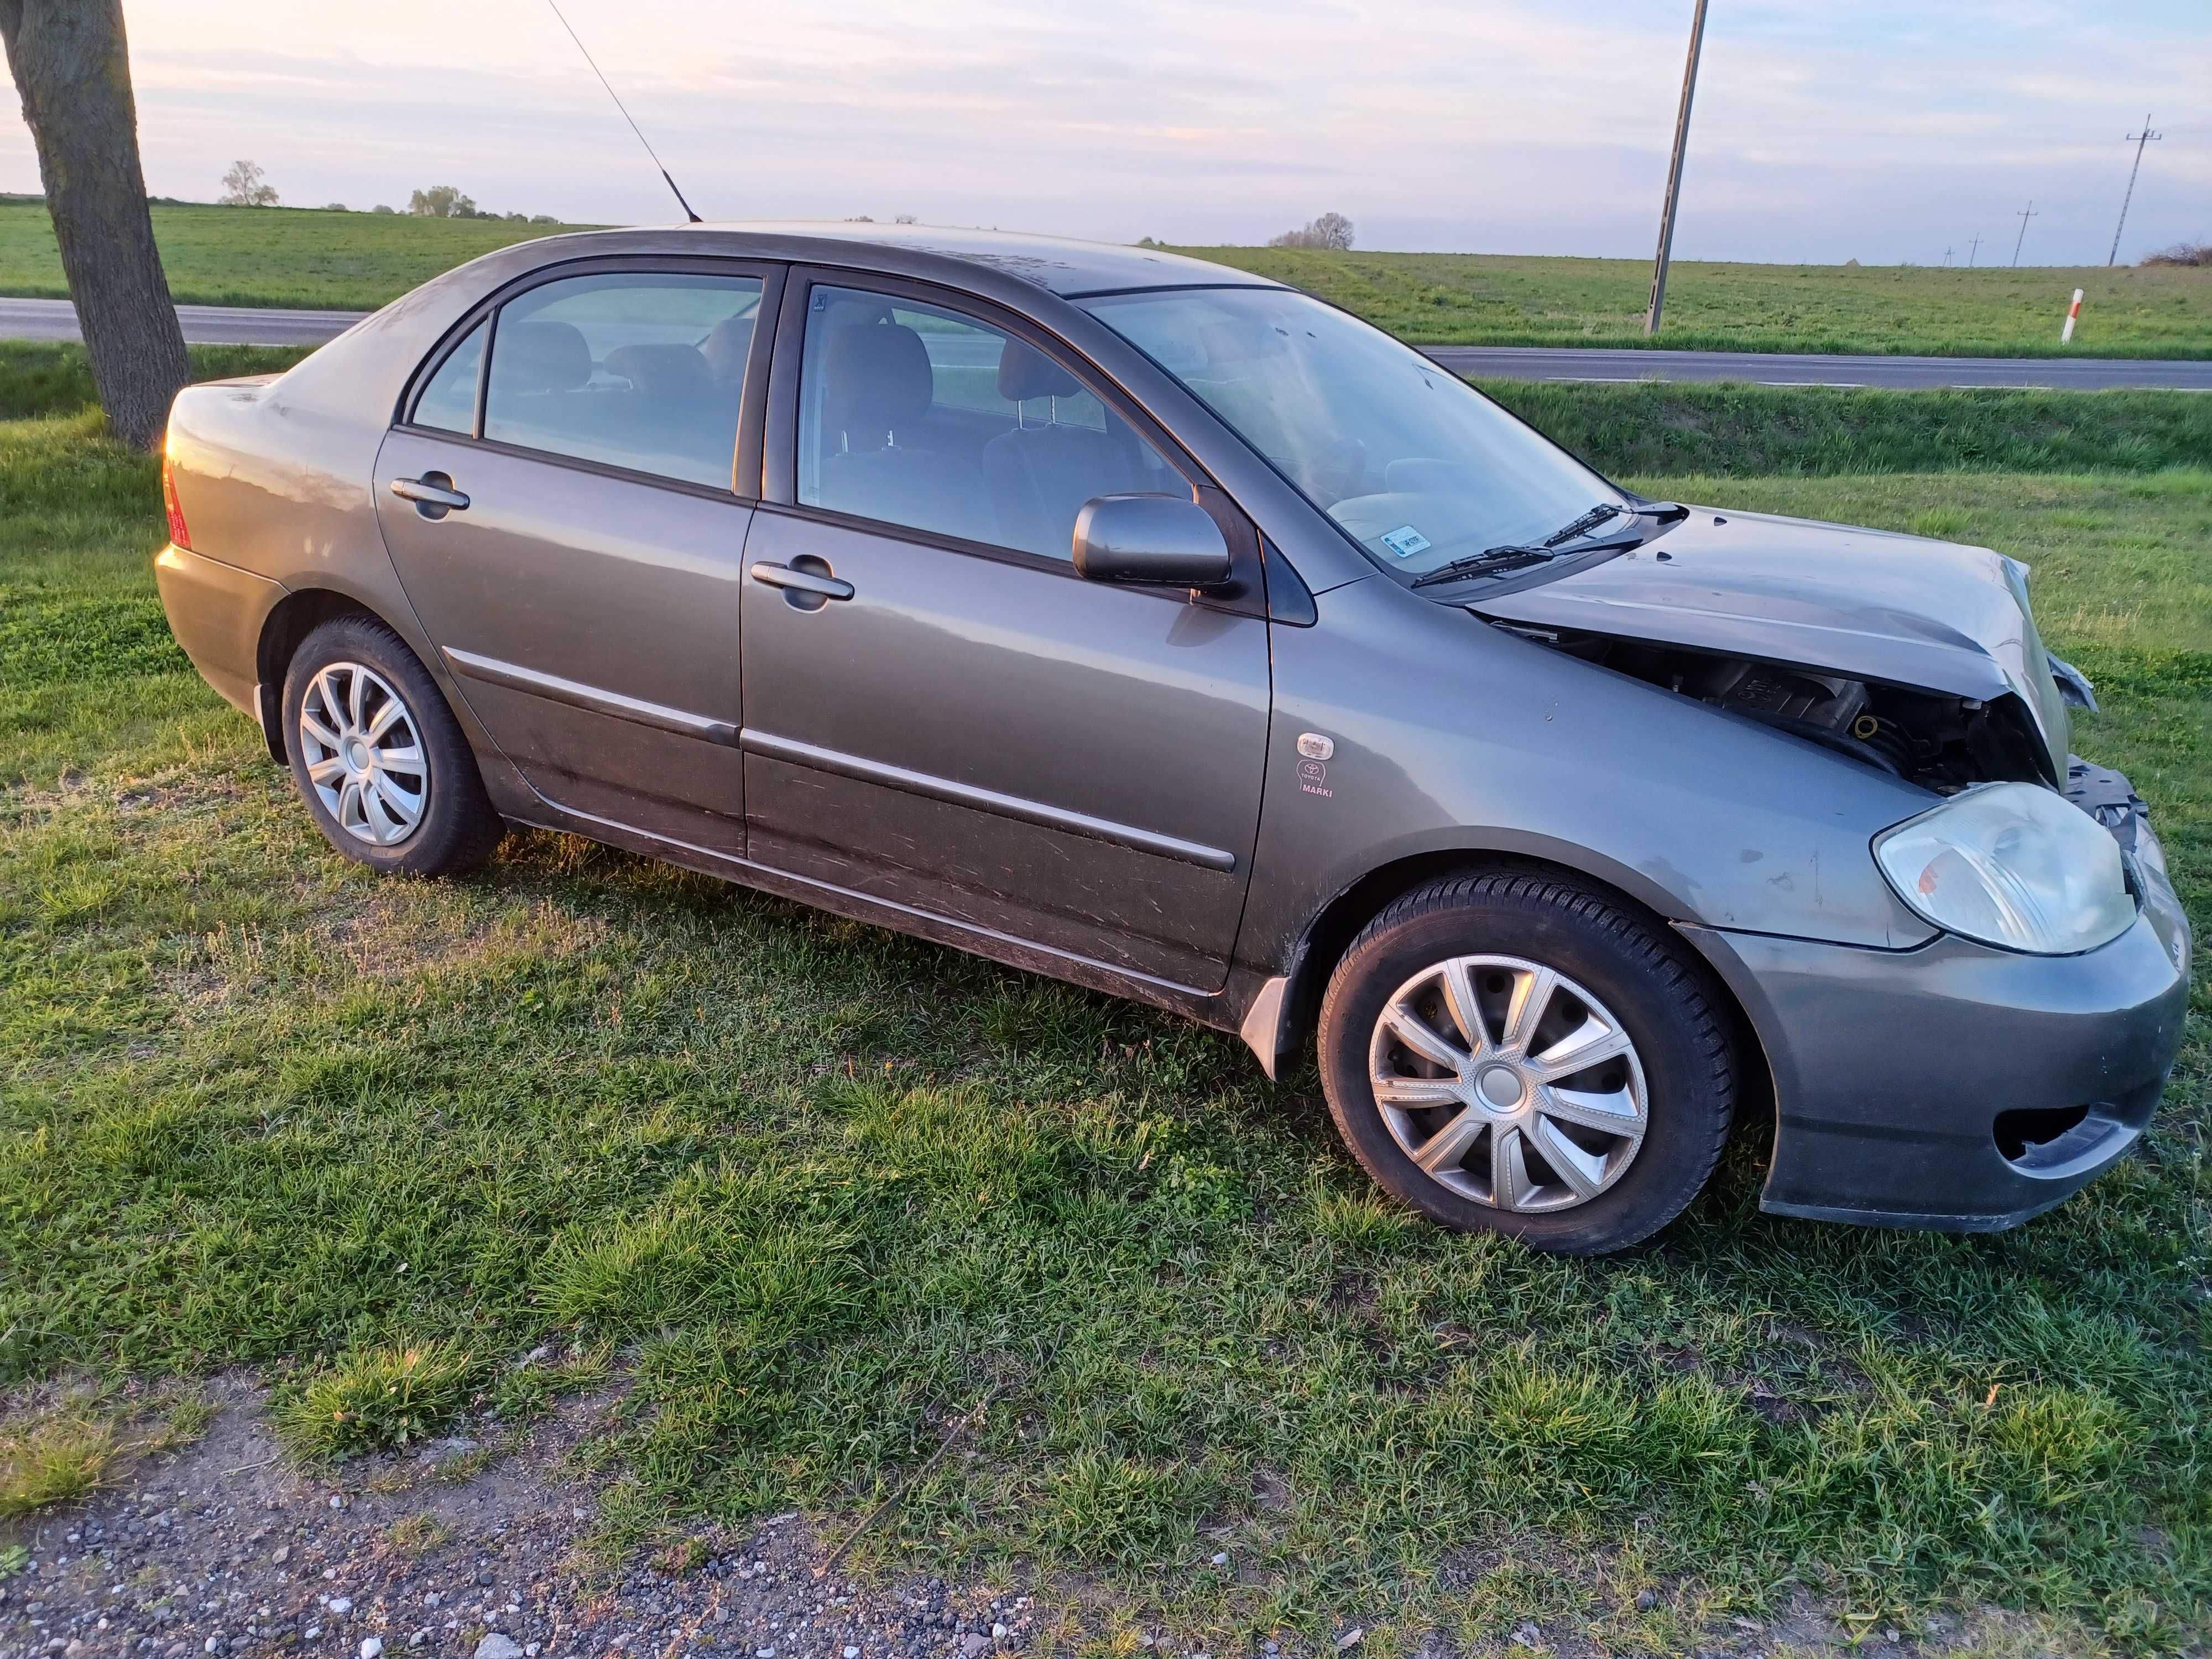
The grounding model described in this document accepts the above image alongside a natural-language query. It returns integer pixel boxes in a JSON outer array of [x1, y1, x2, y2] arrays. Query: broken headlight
[[1874, 782, 2136, 955]]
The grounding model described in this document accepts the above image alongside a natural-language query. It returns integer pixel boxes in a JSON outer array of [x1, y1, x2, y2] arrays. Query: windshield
[[1079, 286, 1626, 581]]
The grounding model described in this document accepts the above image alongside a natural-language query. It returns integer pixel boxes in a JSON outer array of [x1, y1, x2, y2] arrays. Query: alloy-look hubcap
[[298, 661, 429, 847], [1367, 954, 1648, 1213]]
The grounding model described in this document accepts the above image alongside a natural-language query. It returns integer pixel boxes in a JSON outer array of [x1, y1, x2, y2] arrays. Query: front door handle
[[390, 473, 471, 517], [750, 559, 854, 607]]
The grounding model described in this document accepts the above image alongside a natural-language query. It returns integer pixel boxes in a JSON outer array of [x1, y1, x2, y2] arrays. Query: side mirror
[[1073, 494, 1232, 587]]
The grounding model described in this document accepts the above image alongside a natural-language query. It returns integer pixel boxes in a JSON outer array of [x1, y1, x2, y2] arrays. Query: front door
[[739, 278, 1271, 992], [374, 266, 772, 852]]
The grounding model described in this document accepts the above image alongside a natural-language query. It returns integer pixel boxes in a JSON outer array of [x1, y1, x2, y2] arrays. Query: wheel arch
[[1269, 848, 1776, 1141], [252, 587, 397, 761]]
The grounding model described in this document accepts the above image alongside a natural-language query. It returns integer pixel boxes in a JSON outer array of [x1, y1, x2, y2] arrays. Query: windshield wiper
[[1408, 546, 1558, 588], [1406, 501, 1683, 591], [1541, 499, 1684, 547], [1409, 529, 1651, 589]]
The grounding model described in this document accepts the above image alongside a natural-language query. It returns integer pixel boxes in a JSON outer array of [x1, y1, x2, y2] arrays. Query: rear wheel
[[281, 615, 502, 877], [1317, 870, 1735, 1255]]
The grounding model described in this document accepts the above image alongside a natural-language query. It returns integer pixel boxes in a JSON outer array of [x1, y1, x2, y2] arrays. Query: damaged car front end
[[1461, 508, 2193, 1228]]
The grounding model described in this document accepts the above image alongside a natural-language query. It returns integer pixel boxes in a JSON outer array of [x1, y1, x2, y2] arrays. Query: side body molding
[[442, 647, 740, 746], [739, 728, 1238, 873]]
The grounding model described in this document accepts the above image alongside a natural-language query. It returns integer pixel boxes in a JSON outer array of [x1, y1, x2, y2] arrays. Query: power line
[[2011, 201, 2038, 268], [542, 0, 702, 223], [2107, 114, 2163, 267], [1968, 235, 1981, 268], [1644, 0, 1710, 337]]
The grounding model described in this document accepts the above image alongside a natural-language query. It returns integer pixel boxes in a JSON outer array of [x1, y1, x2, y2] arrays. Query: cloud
[[1, 0, 2203, 262]]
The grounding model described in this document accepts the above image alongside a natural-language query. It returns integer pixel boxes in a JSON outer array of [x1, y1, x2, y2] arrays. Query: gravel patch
[[0, 1379, 1038, 1659]]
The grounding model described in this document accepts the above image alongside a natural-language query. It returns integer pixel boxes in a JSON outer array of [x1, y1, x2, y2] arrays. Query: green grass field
[[3, 201, 2207, 356], [0, 202, 603, 311], [1183, 247, 2212, 357], [1, 352, 2206, 1652]]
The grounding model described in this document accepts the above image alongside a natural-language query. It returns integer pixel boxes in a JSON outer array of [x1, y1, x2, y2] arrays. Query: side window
[[413, 320, 484, 435], [479, 271, 761, 489], [796, 284, 1188, 561]]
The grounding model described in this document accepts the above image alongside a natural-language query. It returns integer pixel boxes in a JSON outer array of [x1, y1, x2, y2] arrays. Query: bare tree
[[0, 0, 189, 450], [219, 159, 279, 207], [1267, 211, 1355, 252]]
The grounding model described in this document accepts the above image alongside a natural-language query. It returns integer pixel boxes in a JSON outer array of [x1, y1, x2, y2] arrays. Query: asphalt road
[[4, 295, 2208, 388], [0, 296, 366, 346]]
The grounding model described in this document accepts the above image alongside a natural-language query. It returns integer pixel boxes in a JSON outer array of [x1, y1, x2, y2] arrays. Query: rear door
[[374, 262, 778, 853], [739, 273, 1272, 992]]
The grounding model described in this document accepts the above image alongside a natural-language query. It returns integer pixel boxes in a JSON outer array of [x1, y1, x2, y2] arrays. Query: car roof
[[599, 221, 1287, 299]]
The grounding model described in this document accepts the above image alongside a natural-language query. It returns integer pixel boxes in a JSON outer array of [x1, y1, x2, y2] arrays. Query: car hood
[[1463, 505, 2070, 778]]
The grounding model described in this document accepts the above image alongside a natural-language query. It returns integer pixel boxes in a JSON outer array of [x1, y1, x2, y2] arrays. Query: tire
[[1317, 869, 1735, 1255], [280, 614, 503, 877]]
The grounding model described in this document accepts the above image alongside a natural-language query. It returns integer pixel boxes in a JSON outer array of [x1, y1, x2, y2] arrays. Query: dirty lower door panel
[[738, 508, 1270, 991], [375, 430, 753, 853]]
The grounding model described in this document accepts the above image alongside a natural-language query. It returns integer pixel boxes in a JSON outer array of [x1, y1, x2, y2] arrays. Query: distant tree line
[[404, 184, 557, 223], [215, 163, 556, 223], [2143, 242, 2210, 267]]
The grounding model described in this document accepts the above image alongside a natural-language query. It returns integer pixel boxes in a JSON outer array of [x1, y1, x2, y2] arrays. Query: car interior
[[800, 291, 1189, 561], [477, 295, 757, 489], [434, 274, 1194, 557]]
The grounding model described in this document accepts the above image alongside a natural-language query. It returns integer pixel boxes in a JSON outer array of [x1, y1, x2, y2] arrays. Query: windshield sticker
[[1379, 525, 1432, 559]]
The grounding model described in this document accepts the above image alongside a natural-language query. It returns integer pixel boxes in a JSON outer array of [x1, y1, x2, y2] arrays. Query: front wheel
[[1317, 870, 1736, 1255], [281, 615, 503, 877]]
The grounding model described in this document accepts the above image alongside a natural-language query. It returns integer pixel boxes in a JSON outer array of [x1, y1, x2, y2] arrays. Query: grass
[[3, 202, 2206, 356], [0, 368, 2205, 1651], [1479, 380, 2212, 478], [0, 1410, 117, 1516], [0, 1385, 216, 1516], [1176, 246, 2212, 357], [0, 202, 601, 311], [270, 1340, 481, 1460], [0, 341, 309, 422]]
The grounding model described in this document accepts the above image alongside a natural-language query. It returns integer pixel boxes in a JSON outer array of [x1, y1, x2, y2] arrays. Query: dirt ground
[[1, 1378, 1038, 1659]]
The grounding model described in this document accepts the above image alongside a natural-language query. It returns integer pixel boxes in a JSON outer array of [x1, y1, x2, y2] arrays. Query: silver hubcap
[[298, 661, 428, 847], [1368, 954, 1647, 1213]]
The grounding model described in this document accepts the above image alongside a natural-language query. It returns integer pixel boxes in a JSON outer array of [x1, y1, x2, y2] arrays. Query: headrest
[[605, 343, 711, 399], [997, 339, 1081, 403], [821, 322, 933, 439], [497, 320, 591, 393], [702, 314, 754, 383]]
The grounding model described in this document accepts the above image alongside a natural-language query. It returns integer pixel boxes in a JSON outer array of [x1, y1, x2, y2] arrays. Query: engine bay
[[1497, 627, 2054, 791]]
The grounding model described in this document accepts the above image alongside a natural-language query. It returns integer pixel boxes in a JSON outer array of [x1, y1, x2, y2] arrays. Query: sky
[[4, 0, 2207, 265]]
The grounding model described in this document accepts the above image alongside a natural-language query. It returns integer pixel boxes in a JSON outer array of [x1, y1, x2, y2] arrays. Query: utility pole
[[2107, 114, 2162, 266], [1644, 0, 1710, 337], [2012, 201, 2038, 268], [1943, 246, 1954, 266], [1968, 235, 1981, 268]]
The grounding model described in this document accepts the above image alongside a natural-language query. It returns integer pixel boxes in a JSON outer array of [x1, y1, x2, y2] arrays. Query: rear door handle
[[390, 473, 471, 515], [749, 560, 854, 603]]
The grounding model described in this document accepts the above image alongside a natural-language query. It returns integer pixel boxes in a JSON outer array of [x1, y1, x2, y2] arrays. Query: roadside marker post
[[2061, 288, 2084, 345]]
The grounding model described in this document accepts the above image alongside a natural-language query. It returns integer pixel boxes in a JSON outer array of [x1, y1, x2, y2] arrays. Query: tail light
[[161, 448, 191, 550]]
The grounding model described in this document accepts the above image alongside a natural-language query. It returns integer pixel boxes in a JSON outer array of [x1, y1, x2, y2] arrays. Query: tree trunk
[[0, 0, 189, 450]]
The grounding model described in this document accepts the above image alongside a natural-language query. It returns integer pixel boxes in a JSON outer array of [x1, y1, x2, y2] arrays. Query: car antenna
[[542, 0, 703, 223]]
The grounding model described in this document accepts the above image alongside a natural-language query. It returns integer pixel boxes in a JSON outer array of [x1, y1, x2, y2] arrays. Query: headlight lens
[[1875, 781, 2135, 954]]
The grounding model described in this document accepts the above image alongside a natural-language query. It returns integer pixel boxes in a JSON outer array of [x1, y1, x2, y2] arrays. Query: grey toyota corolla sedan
[[155, 223, 2192, 1255]]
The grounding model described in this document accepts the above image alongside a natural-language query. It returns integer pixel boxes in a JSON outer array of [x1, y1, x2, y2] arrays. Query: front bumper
[[1682, 768, 2193, 1232]]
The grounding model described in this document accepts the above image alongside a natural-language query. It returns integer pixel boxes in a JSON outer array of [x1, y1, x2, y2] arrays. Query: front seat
[[981, 341, 1151, 560], [813, 322, 997, 546]]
